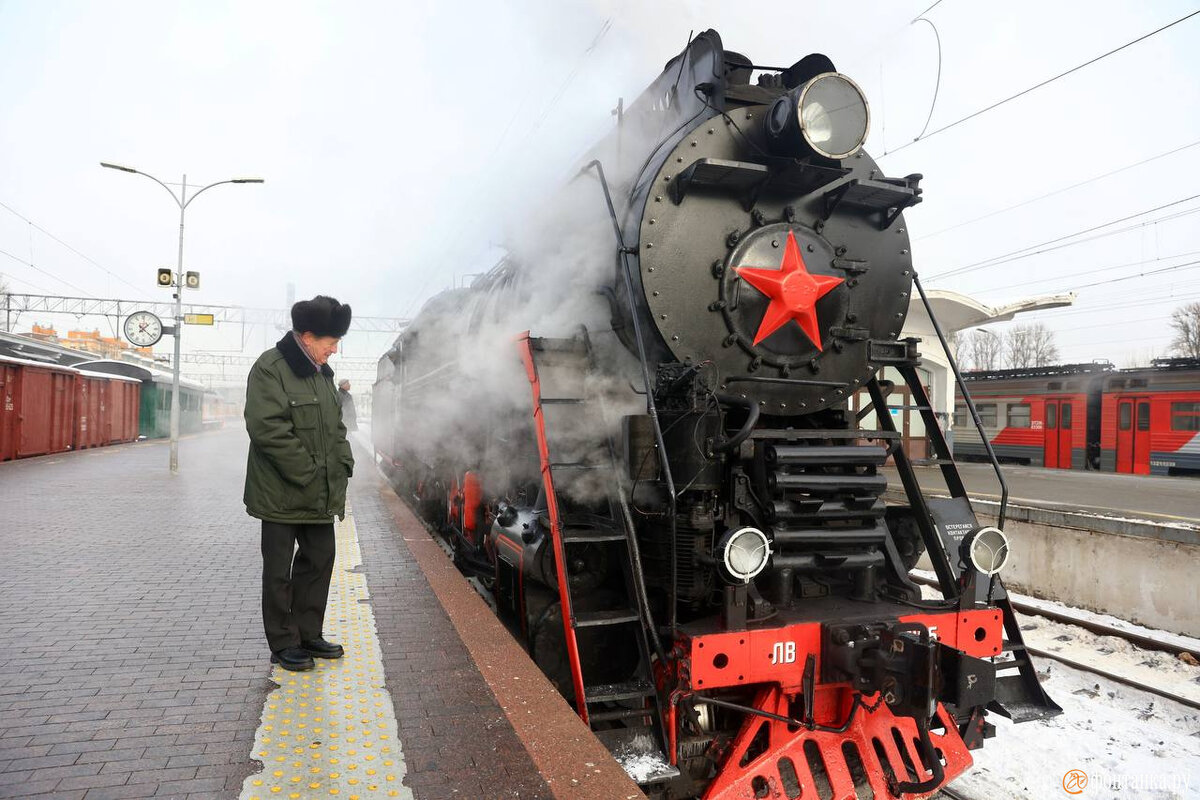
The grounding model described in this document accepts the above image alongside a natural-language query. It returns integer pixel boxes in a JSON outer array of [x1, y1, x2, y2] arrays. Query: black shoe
[[301, 638, 345, 659], [270, 647, 315, 671]]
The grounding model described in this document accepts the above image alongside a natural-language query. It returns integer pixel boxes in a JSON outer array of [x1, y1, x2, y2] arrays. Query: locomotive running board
[[702, 686, 971, 800]]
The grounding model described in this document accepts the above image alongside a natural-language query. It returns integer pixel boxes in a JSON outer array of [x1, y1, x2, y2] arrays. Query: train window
[[1118, 403, 1131, 430], [1137, 403, 1150, 431], [1007, 404, 1031, 428], [977, 404, 997, 427], [1171, 402, 1200, 431], [1045, 403, 1057, 429], [953, 406, 968, 427], [1061, 403, 1072, 430]]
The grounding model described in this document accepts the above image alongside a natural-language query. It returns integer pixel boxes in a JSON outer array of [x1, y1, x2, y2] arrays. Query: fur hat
[[291, 295, 352, 338]]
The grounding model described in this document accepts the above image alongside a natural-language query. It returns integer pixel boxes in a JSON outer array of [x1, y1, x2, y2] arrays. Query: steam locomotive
[[373, 30, 1059, 799]]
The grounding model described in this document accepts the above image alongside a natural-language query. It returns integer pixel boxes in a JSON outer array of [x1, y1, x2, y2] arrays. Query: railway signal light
[[156, 268, 173, 287]]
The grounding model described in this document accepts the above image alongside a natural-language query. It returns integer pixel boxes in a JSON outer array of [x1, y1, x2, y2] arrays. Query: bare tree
[[1120, 347, 1161, 369], [965, 329, 1003, 371], [1169, 301, 1200, 358], [1005, 323, 1059, 368], [948, 329, 968, 371]]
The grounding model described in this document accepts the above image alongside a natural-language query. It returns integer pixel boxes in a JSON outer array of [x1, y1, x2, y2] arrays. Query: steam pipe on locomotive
[[374, 29, 1060, 799]]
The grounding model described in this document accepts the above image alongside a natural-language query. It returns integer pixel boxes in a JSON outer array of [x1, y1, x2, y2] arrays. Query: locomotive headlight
[[717, 527, 772, 583], [960, 526, 1011, 576], [797, 73, 870, 159], [768, 72, 871, 160]]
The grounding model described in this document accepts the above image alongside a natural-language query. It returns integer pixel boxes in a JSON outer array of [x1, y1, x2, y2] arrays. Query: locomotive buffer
[[517, 333, 679, 784]]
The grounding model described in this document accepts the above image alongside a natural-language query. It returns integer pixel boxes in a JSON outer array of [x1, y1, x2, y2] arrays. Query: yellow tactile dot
[[242, 509, 406, 800]]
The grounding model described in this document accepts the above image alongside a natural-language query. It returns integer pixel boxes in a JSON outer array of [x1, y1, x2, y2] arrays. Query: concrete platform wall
[[921, 499, 1200, 638]]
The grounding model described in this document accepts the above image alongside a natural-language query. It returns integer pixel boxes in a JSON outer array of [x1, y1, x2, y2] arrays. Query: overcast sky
[[1, 0, 1198, 378]]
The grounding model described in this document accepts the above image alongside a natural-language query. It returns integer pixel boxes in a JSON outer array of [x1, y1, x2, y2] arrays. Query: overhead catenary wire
[[1032, 289, 1200, 319], [0, 199, 152, 300], [913, 0, 948, 19], [917, 138, 1200, 241], [911, 17, 942, 142], [972, 249, 1200, 294], [881, 8, 1200, 157], [925, 194, 1200, 281], [0, 246, 93, 296], [0, 270, 51, 294], [1070, 259, 1200, 290], [521, 18, 612, 146]]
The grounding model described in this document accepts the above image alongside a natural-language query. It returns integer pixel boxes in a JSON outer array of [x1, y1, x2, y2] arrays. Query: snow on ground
[[1018, 613, 1200, 708], [948, 660, 1199, 800], [1011, 593, 1200, 657], [911, 576, 1200, 799]]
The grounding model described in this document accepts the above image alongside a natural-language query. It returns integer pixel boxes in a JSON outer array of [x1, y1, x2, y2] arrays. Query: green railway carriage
[[74, 360, 205, 439]]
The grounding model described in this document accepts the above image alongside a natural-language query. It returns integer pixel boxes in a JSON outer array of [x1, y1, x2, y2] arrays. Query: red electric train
[[952, 358, 1200, 476]]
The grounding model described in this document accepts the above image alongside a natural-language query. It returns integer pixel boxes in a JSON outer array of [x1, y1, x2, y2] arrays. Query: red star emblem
[[735, 231, 844, 349]]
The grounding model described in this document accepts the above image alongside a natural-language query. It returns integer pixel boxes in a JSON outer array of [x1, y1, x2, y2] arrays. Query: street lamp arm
[[100, 162, 184, 208], [99, 160, 260, 476], [183, 178, 264, 210]]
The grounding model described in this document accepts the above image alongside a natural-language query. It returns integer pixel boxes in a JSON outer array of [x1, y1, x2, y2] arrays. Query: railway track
[[910, 574, 1200, 712], [936, 788, 975, 800]]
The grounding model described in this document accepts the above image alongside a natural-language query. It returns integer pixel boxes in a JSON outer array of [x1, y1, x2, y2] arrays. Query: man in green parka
[[244, 295, 355, 671]]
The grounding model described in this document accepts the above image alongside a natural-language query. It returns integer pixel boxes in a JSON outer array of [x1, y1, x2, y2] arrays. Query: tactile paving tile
[[241, 507, 413, 800]]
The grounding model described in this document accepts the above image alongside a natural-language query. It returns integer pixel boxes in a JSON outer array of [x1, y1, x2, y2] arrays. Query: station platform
[[889, 461, 1200, 525], [0, 429, 643, 800], [885, 459, 1199, 639]]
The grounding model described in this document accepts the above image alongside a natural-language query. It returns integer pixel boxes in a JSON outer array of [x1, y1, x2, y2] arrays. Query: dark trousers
[[261, 521, 336, 652]]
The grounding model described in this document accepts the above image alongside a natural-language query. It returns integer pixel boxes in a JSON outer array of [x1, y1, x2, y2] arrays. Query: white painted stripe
[[240, 507, 413, 800]]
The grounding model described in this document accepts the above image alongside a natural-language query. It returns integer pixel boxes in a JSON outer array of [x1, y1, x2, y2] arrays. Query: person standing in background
[[337, 379, 358, 431], [244, 295, 354, 672]]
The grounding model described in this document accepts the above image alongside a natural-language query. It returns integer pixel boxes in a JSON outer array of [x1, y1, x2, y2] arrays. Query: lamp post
[[101, 162, 263, 474]]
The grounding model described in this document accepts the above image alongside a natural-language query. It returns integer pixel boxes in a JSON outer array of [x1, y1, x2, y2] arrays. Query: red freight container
[[85, 371, 141, 445], [120, 377, 140, 442], [74, 373, 104, 450], [0, 356, 77, 459], [0, 359, 19, 462], [74, 371, 142, 448]]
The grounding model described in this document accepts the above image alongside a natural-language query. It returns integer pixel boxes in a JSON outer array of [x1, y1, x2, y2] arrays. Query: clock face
[[124, 311, 164, 347]]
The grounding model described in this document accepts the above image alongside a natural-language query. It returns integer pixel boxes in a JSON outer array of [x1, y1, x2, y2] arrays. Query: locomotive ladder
[[866, 371, 1062, 725], [517, 332, 677, 782]]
